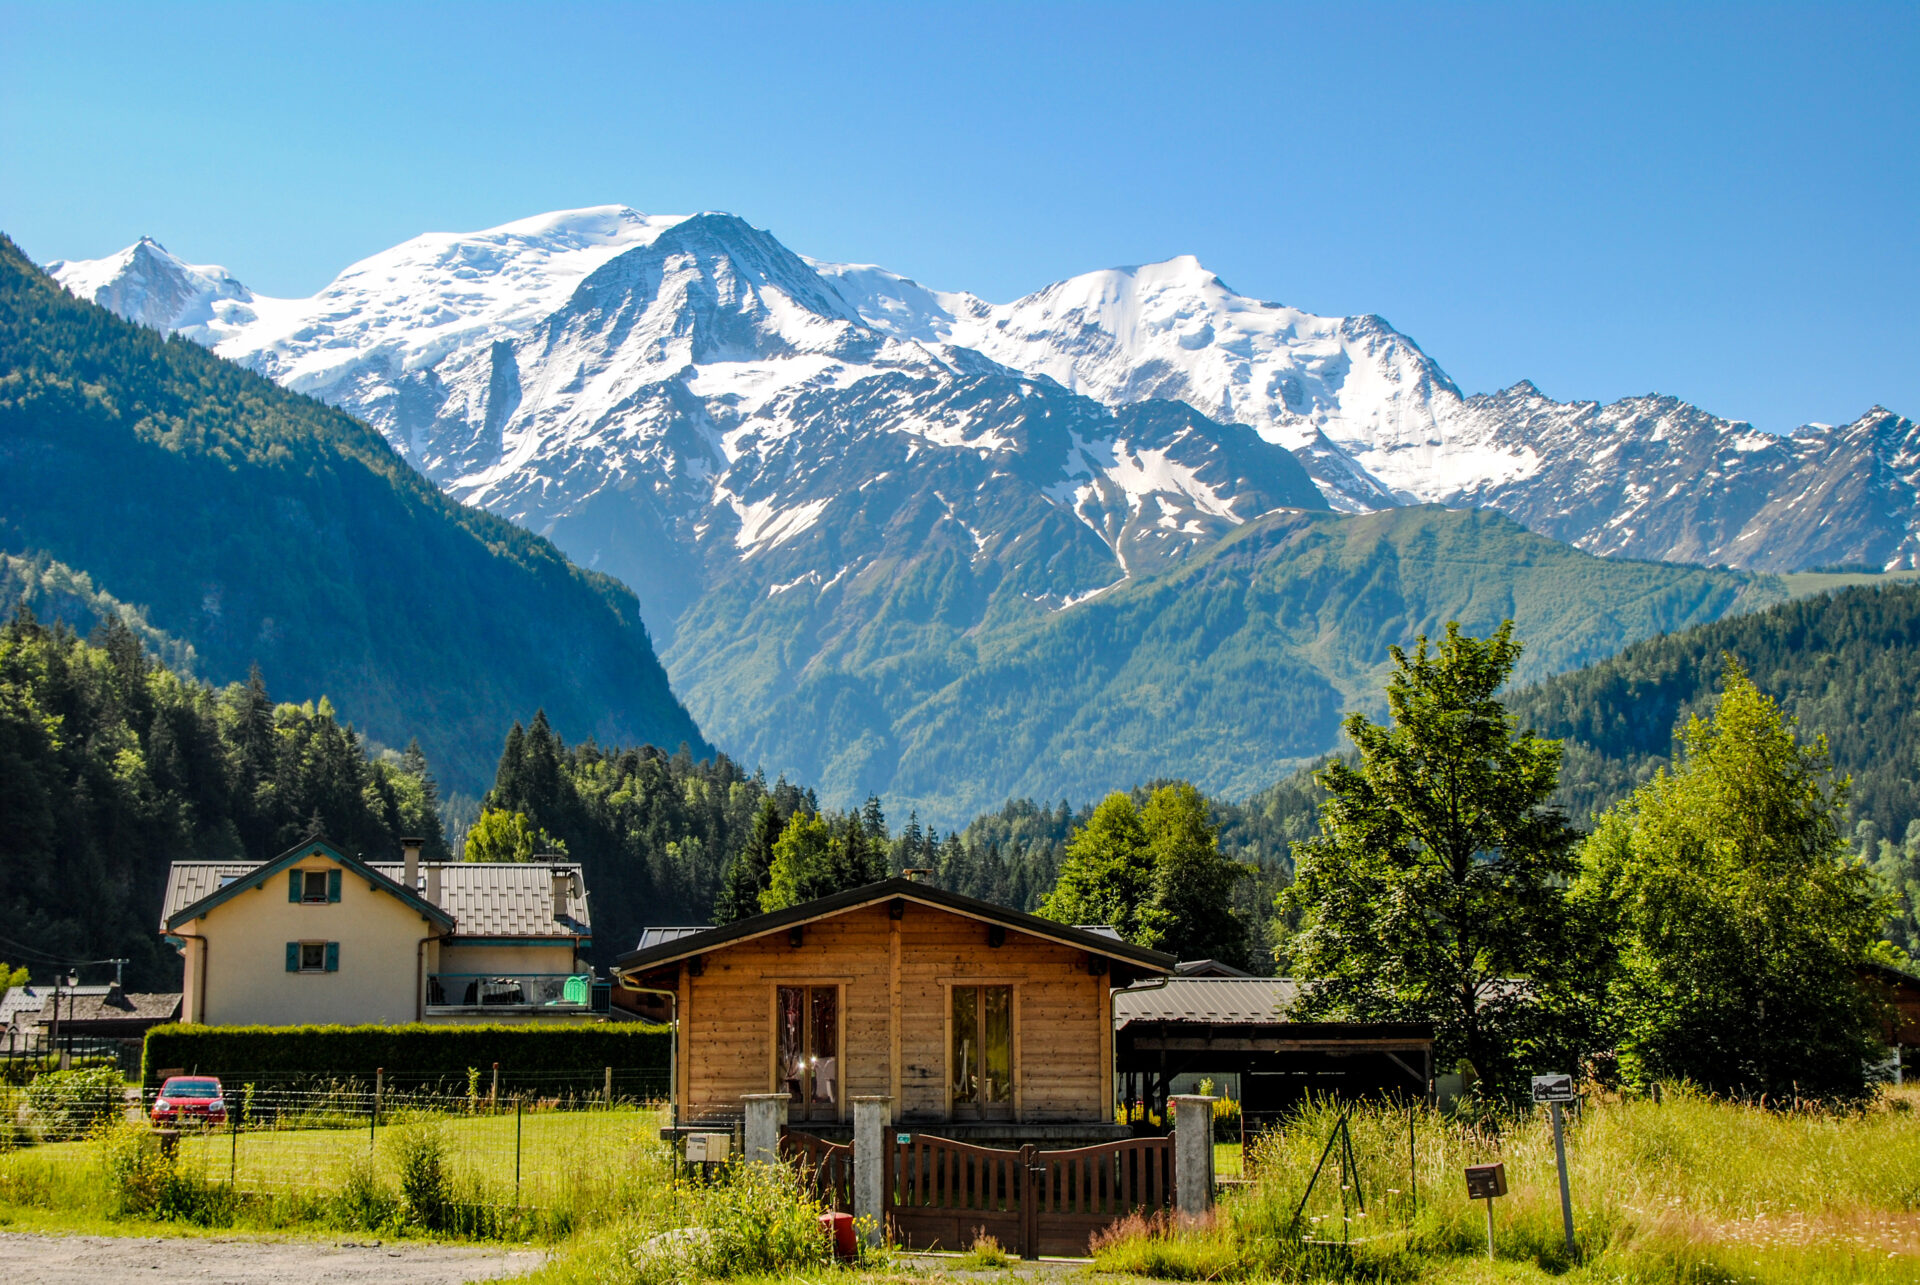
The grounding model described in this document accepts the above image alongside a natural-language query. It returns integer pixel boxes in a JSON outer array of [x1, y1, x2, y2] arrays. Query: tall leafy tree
[[1577, 659, 1890, 1099], [1137, 782, 1252, 966], [761, 811, 836, 912], [1281, 621, 1583, 1100], [1039, 793, 1157, 940]]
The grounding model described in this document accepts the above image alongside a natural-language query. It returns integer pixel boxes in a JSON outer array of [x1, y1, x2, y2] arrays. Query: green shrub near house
[[140, 1023, 670, 1089]]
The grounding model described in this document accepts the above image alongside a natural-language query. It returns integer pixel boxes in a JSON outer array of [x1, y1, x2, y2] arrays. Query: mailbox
[[684, 1132, 731, 1163], [1464, 1161, 1507, 1200]]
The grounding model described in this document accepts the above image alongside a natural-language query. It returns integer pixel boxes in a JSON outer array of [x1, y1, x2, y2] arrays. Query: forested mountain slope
[[0, 236, 705, 791], [0, 611, 449, 988], [1507, 581, 1920, 840]]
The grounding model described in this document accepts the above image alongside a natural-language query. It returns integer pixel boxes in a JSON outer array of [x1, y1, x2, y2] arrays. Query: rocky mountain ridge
[[40, 210, 1876, 821], [52, 209, 1916, 576]]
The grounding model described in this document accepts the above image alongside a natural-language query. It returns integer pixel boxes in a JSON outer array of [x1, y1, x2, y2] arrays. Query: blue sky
[[3, 1, 1915, 431]]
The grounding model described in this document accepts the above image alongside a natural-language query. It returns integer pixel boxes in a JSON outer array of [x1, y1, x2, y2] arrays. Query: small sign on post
[[1530, 1074, 1575, 1104], [1464, 1162, 1506, 1259], [1532, 1074, 1578, 1256]]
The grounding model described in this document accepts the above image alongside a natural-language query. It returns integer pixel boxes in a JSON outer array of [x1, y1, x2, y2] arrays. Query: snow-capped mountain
[[46, 237, 254, 343], [42, 208, 1912, 817]]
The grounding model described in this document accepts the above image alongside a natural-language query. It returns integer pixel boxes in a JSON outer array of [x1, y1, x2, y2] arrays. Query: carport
[[1114, 977, 1434, 1133]]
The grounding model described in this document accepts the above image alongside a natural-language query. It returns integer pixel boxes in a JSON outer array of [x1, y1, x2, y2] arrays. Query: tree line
[[0, 608, 445, 989]]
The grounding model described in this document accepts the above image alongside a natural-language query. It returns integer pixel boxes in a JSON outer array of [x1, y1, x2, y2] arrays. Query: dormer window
[[301, 870, 329, 903]]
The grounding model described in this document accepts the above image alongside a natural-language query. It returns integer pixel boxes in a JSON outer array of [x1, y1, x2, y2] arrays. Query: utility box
[[684, 1132, 731, 1163], [1465, 1161, 1508, 1200]]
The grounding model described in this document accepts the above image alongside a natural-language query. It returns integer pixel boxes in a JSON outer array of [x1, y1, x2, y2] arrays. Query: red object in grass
[[150, 1075, 226, 1126], [819, 1210, 856, 1260]]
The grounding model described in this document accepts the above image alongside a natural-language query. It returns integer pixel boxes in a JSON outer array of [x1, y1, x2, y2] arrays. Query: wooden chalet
[[614, 877, 1175, 1143]]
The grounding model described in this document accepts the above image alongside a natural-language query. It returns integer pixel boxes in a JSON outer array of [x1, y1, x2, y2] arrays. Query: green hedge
[[140, 1023, 671, 1088]]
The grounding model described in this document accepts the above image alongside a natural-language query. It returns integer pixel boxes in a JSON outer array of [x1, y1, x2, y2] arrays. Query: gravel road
[[0, 1232, 545, 1284]]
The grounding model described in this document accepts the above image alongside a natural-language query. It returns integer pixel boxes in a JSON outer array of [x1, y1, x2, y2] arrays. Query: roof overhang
[[615, 877, 1176, 978], [165, 839, 456, 932]]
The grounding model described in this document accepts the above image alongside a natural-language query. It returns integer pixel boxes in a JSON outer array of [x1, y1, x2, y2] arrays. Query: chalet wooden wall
[[676, 901, 1113, 1125]]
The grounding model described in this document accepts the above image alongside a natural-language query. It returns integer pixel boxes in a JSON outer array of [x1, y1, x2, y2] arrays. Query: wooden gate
[[781, 1130, 853, 1211], [887, 1133, 1174, 1259]]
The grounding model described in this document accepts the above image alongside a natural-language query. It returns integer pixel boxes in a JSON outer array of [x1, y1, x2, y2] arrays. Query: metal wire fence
[[139, 1074, 671, 1211]]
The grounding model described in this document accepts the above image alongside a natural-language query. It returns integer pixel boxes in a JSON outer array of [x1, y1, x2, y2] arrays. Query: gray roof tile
[[161, 860, 591, 939]]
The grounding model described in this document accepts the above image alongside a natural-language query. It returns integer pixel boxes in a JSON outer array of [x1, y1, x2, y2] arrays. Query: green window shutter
[[327, 869, 342, 903], [324, 942, 339, 973], [288, 871, 303, 902], [285, 942, 299, 972]]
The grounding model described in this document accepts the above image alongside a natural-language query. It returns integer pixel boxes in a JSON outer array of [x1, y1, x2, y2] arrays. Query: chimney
[[425, 862, 442, 905], [547, 864, 571, 922], [401, 837, 423, 891]]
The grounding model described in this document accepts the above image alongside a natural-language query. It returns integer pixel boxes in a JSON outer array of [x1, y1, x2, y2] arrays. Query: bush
[[96, 1120, 235, 1225], [387, 1116, 453, 1231], [141, 1023, 669, 1089], [25, 1067, 124, 1140], [332, 1154, 399, 1231]]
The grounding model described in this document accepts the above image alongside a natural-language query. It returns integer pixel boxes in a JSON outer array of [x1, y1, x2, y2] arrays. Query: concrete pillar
[[1171, 1094, 1217, 1221], [851, 1095, 892, 1246], [742, 1093, 789, 1164]]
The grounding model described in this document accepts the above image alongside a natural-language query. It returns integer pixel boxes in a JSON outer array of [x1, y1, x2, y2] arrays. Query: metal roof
[[637, 926, 709, 951], [620, 877, 1176, 974], [161, 850, 589, 939], [1114, 977, 1303, 1025]]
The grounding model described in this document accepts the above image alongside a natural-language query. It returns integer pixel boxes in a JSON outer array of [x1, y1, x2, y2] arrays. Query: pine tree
[[714, 797, 784, 923]]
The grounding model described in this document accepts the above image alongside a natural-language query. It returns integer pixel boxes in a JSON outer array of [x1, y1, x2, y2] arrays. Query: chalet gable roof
[[616, 877, 1177, 975], [162, 839, 456, 932]]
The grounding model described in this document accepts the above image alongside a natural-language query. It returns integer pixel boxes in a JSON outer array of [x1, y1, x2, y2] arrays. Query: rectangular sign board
[[1531, 1074, 1575, 1104], [1464, 1161, 1507, 1200]]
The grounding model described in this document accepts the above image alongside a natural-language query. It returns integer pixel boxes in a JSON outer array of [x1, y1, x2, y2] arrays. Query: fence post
[[604, 1066, 613, 1108], [741, 1093, 789, 1164], [491, 1062, 500, 1111], [851, 1095, 891, 1247], [229, 1101, 238, 1186], [374, 1067, 383, 1123], [515, 1096, 524, 1208], [1171, 1095, 1217, 1222]]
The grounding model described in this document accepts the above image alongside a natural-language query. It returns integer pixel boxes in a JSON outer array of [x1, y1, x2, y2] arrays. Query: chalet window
[[951, 985, 1013, 1120], [286, 941, 338, 973], [289, 869, 339, 903], [776, 986, 838, 1121]]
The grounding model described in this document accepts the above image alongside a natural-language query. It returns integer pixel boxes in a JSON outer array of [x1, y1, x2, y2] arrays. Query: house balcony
[[425, 973, 609, 1016]]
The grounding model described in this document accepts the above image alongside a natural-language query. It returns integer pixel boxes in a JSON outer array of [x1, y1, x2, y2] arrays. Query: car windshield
[[166, 1080, 220, 1098]]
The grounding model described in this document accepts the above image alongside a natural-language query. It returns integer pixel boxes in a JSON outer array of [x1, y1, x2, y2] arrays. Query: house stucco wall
[[181, 858, 436, 1026]]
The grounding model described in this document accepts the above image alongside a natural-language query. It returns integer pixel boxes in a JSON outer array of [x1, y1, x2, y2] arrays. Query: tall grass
[[1093, 1085, 1920, 1283]]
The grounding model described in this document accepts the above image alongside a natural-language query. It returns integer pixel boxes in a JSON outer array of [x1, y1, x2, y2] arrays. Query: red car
[[151, 1076, 226, 1127]]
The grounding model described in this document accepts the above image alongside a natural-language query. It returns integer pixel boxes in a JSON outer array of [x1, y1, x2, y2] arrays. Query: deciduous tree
[[1281, 621, 1583, 1101]]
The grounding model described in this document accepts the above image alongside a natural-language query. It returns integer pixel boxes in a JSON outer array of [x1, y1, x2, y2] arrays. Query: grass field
[[1777, 567, 1920, 597], [1093, 1086, 1920, 1285], [8, 1085, 1920, 1283]]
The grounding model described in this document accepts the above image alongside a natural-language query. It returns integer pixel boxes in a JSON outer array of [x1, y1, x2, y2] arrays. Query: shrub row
[[140, 1023, 670, 1088]]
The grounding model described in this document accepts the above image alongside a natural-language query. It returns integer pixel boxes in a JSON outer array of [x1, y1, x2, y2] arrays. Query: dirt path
[[0, 1232, 545, 1284]]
